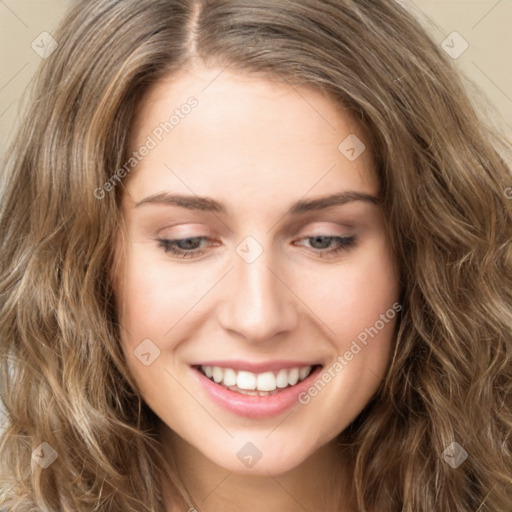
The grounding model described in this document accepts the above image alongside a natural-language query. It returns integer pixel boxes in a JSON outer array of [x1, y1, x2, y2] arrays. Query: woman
[[0, 0, 511, 510]]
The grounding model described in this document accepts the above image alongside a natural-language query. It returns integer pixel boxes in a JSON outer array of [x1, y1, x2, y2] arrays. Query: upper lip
[[192, 359, 323, 373]]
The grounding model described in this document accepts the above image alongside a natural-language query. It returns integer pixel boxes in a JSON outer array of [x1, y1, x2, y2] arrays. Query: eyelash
[[156, 235, 357, 259]]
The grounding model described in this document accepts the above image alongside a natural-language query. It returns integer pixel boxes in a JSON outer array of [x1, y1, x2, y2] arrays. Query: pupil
[[180, 238, 200, 249], [311, 236, 331, 249]]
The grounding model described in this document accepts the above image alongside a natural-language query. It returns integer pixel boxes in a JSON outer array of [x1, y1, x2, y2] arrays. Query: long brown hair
[[1, 1, 511, 510]]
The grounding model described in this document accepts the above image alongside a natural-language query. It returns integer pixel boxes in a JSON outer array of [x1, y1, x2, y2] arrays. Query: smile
[[197, 364, 317, 396], [190, 362, 324, 418]]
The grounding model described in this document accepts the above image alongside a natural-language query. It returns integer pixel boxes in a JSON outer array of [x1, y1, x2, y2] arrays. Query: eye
[[157, 236, 211, 259], [295, 235, 357, 258], [156, 235, 357, 260]]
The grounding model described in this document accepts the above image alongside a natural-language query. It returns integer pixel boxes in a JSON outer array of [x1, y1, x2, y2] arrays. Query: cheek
[[115, 244, 185, 348], [299, 236, 399, 344], [117, 234, 215, 319], [115, 245, 197, 407], [296, 238, 399, 433]]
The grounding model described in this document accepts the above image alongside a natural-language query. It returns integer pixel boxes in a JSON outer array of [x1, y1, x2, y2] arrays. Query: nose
[[217, 244, 298, 344]]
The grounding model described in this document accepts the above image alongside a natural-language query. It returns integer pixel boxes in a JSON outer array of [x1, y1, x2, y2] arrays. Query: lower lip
[[191, 365, 323, 419]]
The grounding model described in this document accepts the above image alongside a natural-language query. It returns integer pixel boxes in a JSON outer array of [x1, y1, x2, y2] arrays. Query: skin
[[114, 63, 400, 512]]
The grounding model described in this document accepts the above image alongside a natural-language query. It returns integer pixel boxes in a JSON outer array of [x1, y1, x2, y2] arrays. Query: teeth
[[237, 371, 256, 390], [299, 366, 310, 380], [199, 365, 314, 393], [287, 368, 299, 386], [276, 369, 289, 388], [257, 371, 276, 391], [212, 366, 223, 383], [223, 368, 237, 386]]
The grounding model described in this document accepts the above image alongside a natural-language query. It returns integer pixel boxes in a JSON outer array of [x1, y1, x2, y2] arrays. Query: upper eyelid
[[155, 220, 357, 236]]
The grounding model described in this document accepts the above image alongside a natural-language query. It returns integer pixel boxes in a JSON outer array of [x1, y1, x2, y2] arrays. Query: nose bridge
[[218, 236, 297, 343]]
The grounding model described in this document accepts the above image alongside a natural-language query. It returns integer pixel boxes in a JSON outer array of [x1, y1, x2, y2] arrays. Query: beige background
[[0, 0, 511, 157]]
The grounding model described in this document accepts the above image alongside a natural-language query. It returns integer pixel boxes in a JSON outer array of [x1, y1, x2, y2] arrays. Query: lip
[[190, 364, 323, 419], [191, 359, 322, 373]]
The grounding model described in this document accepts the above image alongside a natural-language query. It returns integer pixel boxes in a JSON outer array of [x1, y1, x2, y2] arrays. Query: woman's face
[[115, 65, 400, 475]]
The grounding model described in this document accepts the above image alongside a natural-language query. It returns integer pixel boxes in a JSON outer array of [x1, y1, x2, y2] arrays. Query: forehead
[[124, 65, 378, 204]]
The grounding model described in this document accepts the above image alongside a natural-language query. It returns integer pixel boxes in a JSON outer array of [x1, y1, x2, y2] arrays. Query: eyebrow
[[134, 191, 380, 215]]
